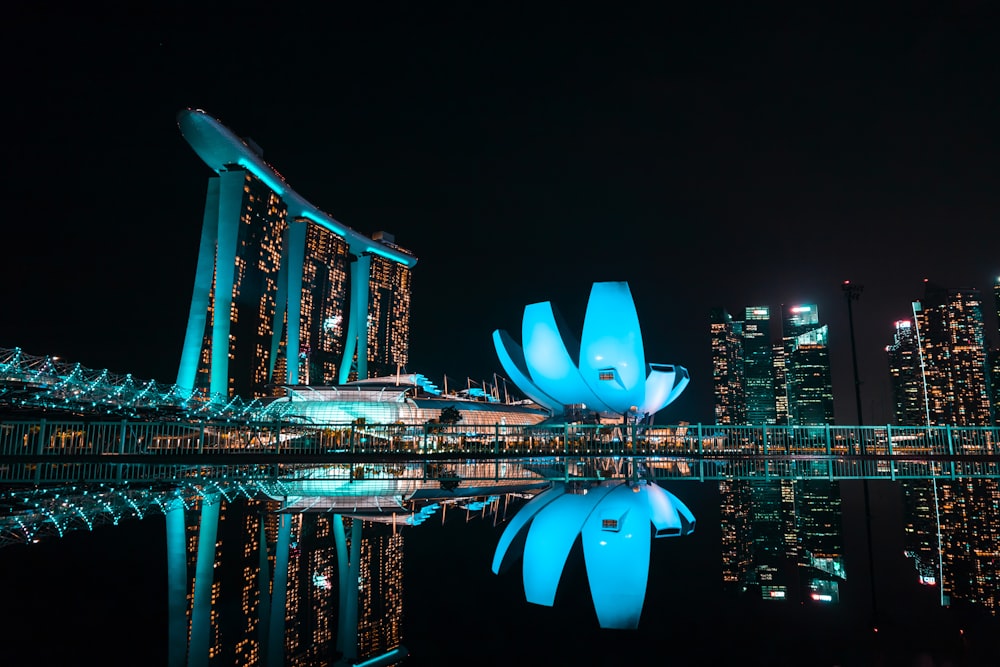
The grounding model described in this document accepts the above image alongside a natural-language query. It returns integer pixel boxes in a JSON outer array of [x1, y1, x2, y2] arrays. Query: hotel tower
[[175, 110, 417, 398]]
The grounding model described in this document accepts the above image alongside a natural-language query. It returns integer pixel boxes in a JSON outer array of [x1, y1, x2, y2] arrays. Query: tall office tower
[[772, 342, 788, 424], [886, 319, 926, 426], [710, 308, 747, 425], [781, 304, 834, 426], [912, 283, 992, 426], [904, 282, 998, 614], [991, 347, 1000, 426], [744, 307, 777, 425], [176, 109, 417, 398], [995, 276, 1000, 337], [992, 277, 1000, 425]]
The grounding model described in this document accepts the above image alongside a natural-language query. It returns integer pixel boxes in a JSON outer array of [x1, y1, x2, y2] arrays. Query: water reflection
[[721, 479, 847, 603], [164, 497, 407, 667], [1, 479, 999, 666]]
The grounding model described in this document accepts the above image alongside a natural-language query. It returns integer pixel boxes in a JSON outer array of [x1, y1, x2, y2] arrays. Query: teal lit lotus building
[[491, 281, 695, 630], [492, 281, 690, 420]]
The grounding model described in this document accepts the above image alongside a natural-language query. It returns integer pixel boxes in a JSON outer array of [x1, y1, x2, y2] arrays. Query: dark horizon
[[3, 6, 999, 424]]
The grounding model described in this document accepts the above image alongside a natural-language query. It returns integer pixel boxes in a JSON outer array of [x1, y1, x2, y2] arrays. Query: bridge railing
[[1, 419, 997, 485], [2, 419, 998, 457]]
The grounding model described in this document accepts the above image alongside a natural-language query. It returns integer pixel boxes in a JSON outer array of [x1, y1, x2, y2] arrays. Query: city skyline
[[4, 7, 1000, 424]]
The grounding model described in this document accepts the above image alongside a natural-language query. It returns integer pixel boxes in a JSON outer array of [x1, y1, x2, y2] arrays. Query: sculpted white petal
[[493, 281, 688, 420]]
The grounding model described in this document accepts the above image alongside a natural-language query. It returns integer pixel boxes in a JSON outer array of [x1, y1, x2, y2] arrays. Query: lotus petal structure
[[492, 281, 689, 418], [492, 480, 696, 629]]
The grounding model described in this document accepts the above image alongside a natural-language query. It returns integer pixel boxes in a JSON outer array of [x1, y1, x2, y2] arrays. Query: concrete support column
[[258, 521, 272, 659], [285, 221, 307, 385], [177, 177, 221, 392], [165, 499, 189, 667], [339, 255, 371, 383], [333, 514, 362, 663], [188, 494, 222, 667], [209, 171, 247, 397], [265, 513, 292, 667]]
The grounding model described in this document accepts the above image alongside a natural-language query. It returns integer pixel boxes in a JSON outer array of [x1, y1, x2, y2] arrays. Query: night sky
[[4, 5, 998, 424]]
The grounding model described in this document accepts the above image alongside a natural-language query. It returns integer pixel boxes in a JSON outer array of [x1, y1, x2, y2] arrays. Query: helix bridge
[[0, 346, 265, 421]]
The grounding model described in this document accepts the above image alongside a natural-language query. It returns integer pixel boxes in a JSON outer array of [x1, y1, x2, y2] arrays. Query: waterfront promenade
[[1, 418, 997, 485]]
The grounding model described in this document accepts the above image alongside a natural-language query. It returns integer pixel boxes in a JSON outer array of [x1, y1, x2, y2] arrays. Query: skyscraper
[[710, 308, 746, 425], [991, 277, 1000, 425], [994, 276, 1000, 337], [911, 283, 992, 426], [175, 110, 417, 398], [711, 303, 845, 603], [886, 319, 926, 426], [744, 306, 777, 425], [781, 304, 834, 426], [893, 280, 999, 615]]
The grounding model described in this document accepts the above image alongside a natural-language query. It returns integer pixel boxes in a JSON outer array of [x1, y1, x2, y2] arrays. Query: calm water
[[2, 480, 999, 667]]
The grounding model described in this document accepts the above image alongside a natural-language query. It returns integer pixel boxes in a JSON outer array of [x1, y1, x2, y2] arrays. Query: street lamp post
[[842, 280, 864, 426], [842, 279, 878, 633]]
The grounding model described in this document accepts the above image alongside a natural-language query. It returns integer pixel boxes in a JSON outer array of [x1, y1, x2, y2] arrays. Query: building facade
[[780, 304, 834, 426], [711, 302, 844, 602], [744, 306, 778, 425], [911, 283, 992, 426], [175, 109, 417, 399], [888, 280, 999, 616], [886, 319, 926, 426], [709, 308, 746, 425]]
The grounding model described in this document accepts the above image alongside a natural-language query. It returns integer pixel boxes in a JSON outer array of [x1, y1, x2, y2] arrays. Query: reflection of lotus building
[[492, 281, 689, 420], [492, 480, 696, 629]]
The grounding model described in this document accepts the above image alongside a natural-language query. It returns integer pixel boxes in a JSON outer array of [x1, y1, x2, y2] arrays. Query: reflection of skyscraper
[[285, 514, 337, 666], [781, 304, 834, 426], [357, 524, 405, 659], [710, 308, 746, 425], [937, 480, 1000, 615], [177, 497, 281, 666], [719, 479, 752, 593], [795, 480, 846, 602], [175, 110, 417, 398], [749, 481, 793, 600]]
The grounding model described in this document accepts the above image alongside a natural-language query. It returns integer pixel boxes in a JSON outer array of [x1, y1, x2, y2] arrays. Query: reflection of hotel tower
[[712, 304, 845, 602], [889, 281, 999, 614], [168, 500, 405, 666], [175, 109, 417, 398]]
